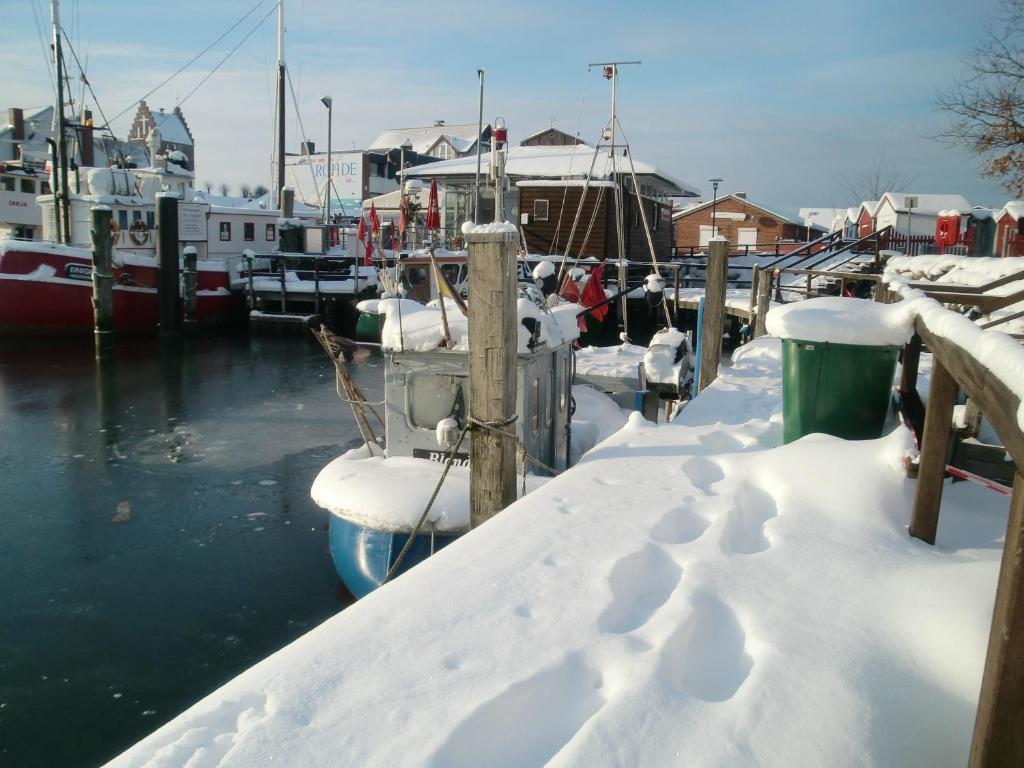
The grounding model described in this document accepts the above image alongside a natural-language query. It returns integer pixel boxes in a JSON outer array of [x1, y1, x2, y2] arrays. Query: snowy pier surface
[[109, 338, 1008, 767]]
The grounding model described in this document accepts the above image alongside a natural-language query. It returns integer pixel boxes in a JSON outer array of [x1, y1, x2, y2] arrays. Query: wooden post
[[182, 245, 198, 330], [909, 356, 957, 544], [244, 249, 255, 310], [899, 333, 922, 393], [969, 472, 1024, 767], [698, 238, 729, 392], [748, 264, 760, 321], [155, 194, 180, 335], [754, 267, 771, 338], [466, 229, 518, 528], [90, 205, 113, 345]]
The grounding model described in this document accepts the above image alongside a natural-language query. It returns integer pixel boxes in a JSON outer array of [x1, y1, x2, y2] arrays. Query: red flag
[[425, 179, 440, 230], [558, 273, 581, 303], [369, 202, 380, 235], [355, 213, 366, 242], [578, 263, 608, 330], [363, 236, 374, 266], [391, 225, 399, 252]]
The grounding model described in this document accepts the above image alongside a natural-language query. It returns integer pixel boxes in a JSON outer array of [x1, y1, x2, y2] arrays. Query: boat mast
[[51, 0, 71, 244], [275, 0, 286, 205]]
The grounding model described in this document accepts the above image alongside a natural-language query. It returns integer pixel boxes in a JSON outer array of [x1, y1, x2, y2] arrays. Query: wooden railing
[[888, 289, 1023, 766]]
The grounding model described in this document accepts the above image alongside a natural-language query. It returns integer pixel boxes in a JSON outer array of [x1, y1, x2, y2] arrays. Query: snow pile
[[574, 342, 648, 380], [109, 335, 1009, 767], [884, 255, 1024, 290], [644, 327, 690, 386], [766, 296, 916, 346], [366, 294, 580, 353], [567, 384, 629, 465], [460, 221, 518, 235]]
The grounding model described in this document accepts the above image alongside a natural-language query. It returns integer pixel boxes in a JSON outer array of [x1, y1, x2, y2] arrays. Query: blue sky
[[3, 0, 1010, 212]]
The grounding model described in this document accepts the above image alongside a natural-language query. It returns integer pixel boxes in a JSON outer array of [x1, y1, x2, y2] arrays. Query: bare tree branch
[[841, 153, 918, 205], [934, 0, 1024, 195]]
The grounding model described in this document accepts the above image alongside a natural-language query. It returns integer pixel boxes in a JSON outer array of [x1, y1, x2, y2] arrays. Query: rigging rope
[[108, 0, 269, 124]]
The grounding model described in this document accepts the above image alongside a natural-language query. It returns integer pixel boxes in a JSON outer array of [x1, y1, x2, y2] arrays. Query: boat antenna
[[51, 0, 71, 243], [275, 0, 286, 206]]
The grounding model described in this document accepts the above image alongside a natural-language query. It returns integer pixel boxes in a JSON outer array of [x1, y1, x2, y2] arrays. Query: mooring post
[[466, 228, 518, 528], [698, 237, 729, 393], [155, 193, 181, 335], [182, 245, 198, 330], [899, 332, 922, 394], [754, 268, 772, 338], [243, 249, 255, 310], [909, 356, 958, 544], [90, 205, 113, 351], [969, 471, 1024, 767], [748, 264, 760, 323]]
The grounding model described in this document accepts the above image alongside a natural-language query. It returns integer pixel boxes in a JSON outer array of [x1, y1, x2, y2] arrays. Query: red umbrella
[[425, 179, 441, 231]]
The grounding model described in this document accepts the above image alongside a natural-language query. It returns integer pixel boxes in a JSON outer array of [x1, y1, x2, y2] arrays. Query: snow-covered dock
[[107, 336, 1010, 767]]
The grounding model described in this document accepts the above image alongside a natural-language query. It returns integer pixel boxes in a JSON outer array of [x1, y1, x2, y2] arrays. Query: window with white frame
[[534, 199, 549, 221], [698, 225, 719, 247], [737, 227, 758, 246]]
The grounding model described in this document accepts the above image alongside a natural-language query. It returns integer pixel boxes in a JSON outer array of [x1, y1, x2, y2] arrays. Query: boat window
[[146, 211, 155, 228], [546, 368, 553, 425], [41, 180, 51, 195], [559, 359, 566, 412], [534, 199, 549, 222], [244, 222, 255, 242], [118, 210, 128, 230], [20, 178, 34, 194], [531, 377, 540, 435], [407, 266, 427, 286], [440, 263, 460, 285], [1, 176, 14, 191], [132, 209, 142, 222], [407, 374, 465, 430], [266, 223, 276, 241], [220, 221, 231, 241]]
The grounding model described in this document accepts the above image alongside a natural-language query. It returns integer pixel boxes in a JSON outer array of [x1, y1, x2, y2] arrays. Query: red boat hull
[[0, 243, 239, 334]]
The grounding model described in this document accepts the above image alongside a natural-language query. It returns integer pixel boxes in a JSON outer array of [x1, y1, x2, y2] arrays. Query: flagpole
[[474, 68, 484, 225]]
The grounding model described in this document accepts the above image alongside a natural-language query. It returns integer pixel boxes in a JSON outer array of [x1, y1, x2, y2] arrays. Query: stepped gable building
[[128, 102, 195, 169], [673, 193, 824, 250]]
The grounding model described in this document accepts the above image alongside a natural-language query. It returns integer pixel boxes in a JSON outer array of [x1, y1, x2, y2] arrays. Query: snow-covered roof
[[856, 200, 880, 219], [994, 200, 1024, 222], [368, 123, 487, 155], [191, 190, 320, 216], [671, 194, 813, 226], [404, 145, 698, 197], [798, 207, 846, 231], [875, 193, 972, 216], [150, 109, 192, 146]]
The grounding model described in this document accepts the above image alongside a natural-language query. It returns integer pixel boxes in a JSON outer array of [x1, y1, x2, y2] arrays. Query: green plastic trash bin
[[781, 338, 899, 444]]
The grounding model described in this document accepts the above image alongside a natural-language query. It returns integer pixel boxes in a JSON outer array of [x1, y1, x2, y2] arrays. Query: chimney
[[735, 192, 747, 199], [80, 108, 95, 167], [433, 119, 445, 127], [8, 108, 24, 160]]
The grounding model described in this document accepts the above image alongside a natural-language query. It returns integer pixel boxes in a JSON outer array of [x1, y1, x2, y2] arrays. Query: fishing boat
[[310, 289, 586, 597]]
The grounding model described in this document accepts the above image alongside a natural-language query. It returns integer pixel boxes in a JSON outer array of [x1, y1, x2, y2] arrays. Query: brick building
[[128, 102, 195, 169], [673, 193, 821, 251]]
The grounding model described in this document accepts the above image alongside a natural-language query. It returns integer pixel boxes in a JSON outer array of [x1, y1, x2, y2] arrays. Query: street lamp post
[[709, 177, 723, 243], [321, 96, 333, 227], [805, 210, 819, 243]]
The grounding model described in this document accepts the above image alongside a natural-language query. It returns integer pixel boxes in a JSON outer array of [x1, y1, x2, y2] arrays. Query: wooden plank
[[698, 239, 729, 393], [909, 354, 957, 544], [969, 472, 1024, 767], [916, 320, 1024, 467], [899, 333, 922, 394], [467, 230, 518, 528]]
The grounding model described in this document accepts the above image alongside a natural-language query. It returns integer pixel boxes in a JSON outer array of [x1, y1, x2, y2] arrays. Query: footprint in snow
[[429, 653, 605, 768], [697, 431, 745, 453], [659, 592, 753, 702], [597, 544, 682, 634], [720, 482, 778, 555], [681, 457, 725, 495], [651, 504, 711, 545]]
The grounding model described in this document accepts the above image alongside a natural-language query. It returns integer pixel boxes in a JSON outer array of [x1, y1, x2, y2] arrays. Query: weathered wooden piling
[[182, 245, 198, 330], [909, 356, 957, 544], [90, 205, 113, 348], [466, 228, 518, 528], [155, 194, 181, 335], [754, 267, 772, 338], [698, 237, 730, 392]]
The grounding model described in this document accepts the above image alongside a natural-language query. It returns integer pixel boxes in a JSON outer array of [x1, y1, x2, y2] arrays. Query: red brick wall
[[673, 198, 794, 250]]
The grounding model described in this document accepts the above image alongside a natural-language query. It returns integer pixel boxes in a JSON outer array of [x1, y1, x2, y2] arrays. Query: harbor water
[[0, 333, 381, 767]]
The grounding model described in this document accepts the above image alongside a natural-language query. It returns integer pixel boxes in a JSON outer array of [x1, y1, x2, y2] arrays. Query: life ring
[[129, 219, 150, 246], [110, 219, 120, 240]]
